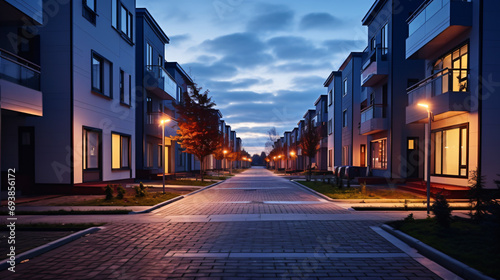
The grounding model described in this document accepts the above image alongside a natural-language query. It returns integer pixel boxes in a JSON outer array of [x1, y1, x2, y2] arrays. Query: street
[[1, 168, 455, 279]]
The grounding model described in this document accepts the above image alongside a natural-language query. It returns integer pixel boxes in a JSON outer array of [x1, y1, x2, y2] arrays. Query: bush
[[469, 169, 490, 222], [104, 185, 114, 200], [116, 186, 126, 199], [432, 192, 452, 228], [404, 213, 415, 223], [134, 182, 148, 197]]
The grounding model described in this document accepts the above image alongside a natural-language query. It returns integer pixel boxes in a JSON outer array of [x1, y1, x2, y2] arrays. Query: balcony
[[0, 48, 42, 116], [406, 0, 472, 59], [144, 65, 177, 100], [360, 104, 388, 135], [360, 47, 388, 87], [406, 68, 470, 124], [145, 111, 177, 137]]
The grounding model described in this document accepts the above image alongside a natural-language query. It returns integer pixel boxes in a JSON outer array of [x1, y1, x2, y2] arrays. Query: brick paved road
[[0, 167, 450, 279]]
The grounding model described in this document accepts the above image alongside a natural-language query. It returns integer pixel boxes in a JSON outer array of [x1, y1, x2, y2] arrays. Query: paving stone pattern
[[0, 168, 443, 279]]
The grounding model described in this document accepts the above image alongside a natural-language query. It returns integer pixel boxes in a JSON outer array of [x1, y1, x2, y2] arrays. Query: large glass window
[[120, 5, 133, 41], [83, 129, 101, 170], [328, 89, 333, 105], [146, 43, 153, 69], [432, 125, 468, 177], [120, 70, 131, 105], [112, 133, 130, 169], [342, 109, 348, 128], [92, 56, 101, 91], [91, 52, 112, 98], [371, 138, 387, 169], [433, 43, 469, 94], [381, 23, 388, 55]]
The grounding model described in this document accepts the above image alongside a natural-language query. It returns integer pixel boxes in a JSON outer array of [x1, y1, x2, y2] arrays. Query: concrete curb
[[381, 224, 495, 280], [129, 181, 223, 214], [289, 180, 336, 202], [0, 226, 102, 271]]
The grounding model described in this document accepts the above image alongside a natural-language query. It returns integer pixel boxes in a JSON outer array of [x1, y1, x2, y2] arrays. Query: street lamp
[[273, 156, 277, 171], [160, 118, 171, 194], [290, 151, 296, 172], [418, 103, 432, 214], [223, 150, 228, 171]]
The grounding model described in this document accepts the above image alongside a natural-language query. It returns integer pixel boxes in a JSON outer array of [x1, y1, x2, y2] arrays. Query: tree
[[213, 134, 228, 176], [265, 127, 280, 155], [299, 116, 320, 181], [174, 85, 220, 181]]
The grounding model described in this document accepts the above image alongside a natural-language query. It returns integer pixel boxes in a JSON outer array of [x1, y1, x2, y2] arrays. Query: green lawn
[[57, 192, 179, 206], [389, 218, 500, 279], [298, 181, 422, 199]]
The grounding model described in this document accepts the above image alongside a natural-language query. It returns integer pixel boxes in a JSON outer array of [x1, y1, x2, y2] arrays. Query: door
[[360, 144, 366, 167], [18, 127, 35, 188], [407, 137, 420, 179], [83, 128, 102, 182]]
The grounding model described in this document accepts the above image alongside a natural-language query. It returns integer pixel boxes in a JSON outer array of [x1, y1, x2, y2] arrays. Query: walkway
[[1, 167, 457, 279]]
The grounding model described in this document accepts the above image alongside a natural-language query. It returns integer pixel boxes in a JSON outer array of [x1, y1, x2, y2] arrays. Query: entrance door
[[18, 127, 35, 188], [407, 138, 420, 178], [83, 128, 102, 182], [360, 144, 366, 167]]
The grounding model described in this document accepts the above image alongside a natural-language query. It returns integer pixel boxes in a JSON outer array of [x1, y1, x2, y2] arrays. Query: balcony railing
[[408, 0, 471, 36], [145, 65, 176, 96], [146, 111, 175, 125], [361, 104, 386, 123], [0, 48, 40, 90], [407, 68, 469, 105]]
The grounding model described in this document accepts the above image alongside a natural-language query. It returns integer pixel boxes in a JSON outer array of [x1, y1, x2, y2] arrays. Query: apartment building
[[1, 0, 43, 192], [325, 71, 342, 171], [360, 0, 425, 180], [405, 0, 500, 188], [314, 95, 328, 171]]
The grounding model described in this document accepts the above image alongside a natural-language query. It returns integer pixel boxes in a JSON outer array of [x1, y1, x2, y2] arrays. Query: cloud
[[183, 62, 238, 80], [299, 13, 340, 30], [169, 34, 191, 45], [291, 76, 326, 88], [271, 62, 333, 73], [206, 79, 273, 92], [323, 39, 366, 53], [267, 36, 330, 61], [246, 10, 294, 33]]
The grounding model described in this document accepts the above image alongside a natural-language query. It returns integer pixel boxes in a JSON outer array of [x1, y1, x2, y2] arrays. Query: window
[[328, 119, 333, 135], [328, 150, 333, 167], [343, 78, 348, 96], [157, 145, 162, 167], [432, 125, 468, 177], [146, 143, 153, 167], [120, 70, 131, 105], [158, 55, 163, 67], [371, 138, 387, 169], [342, 146, 349, 166], [112, 133, 130, 169], [146, 43, 153, 69], [328, 89, 333, 106], [83, 0, 96, 24], [381, 23, 388, 55], [120, 4, 133, 41], [112, 0, 117, 28], [91, 52, 112, 98], [371, 37, 376, 50], [433, 44, 469, 93], [83, 128, 101, 170], [342, 109, 348, 128]]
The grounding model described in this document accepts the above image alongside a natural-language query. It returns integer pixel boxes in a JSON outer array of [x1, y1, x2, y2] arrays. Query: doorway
[[360, 144, 366, 167], [407, 137, 420, 179]]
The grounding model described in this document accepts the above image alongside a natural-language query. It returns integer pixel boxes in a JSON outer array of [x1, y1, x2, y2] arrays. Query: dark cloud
[[207, 79, 272, 92], [169, 34, 191, 45], [323, 39, 366, 52], [291, 76, 326, 88], [299, 13, 339, 30], [183, 62, 238, 80], [271, 62, 333, 73], [221, 53, 274, 68], [246, 10, 294, 33], [267, 36, 330, 61]]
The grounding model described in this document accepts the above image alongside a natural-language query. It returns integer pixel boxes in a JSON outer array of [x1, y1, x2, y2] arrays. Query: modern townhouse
[[296, 120, 305, 171], [283, 131, 291, 170], [360, 0, 425, 180], [1, 0, 43, 192], [314, 95, 328, 171], [324, 71, 342, 171], [290, 127, 300, 171], [339, 53, 367, 169], [302, 109, 317, 169], [16, 0, 137, 191], [405, 0, 500, 189], [135, 8, 178, 180]]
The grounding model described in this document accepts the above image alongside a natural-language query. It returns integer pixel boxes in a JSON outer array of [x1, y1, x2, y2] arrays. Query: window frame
[[381, 23, 388, 55], [91, 51, 113, 99], [119, 69, 132, 106], [342, 109, 348, 128], [343, 78, 348, 96], [371, 138, 387, 170], [83, 127, 102, 171], [432, 124, 469, 178], [119, 4, 133, 43], [111, 132, 131, 170], [82, 0, 97, 25]]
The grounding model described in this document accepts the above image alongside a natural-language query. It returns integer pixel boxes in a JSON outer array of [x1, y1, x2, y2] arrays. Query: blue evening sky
[[136, 0, 374, 155]]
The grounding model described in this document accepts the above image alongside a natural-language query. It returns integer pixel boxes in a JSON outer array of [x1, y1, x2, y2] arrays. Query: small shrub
[[134, 182, 148, 197], [339, 178, 344, 189], [469, 169, 489, 221], [104, 185, 114, 200], [116, 186, 126, 199], [432, 192, 452, 228], [404, 213, 415, 223]]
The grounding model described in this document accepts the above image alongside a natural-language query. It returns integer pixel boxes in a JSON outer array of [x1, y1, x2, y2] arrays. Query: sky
[[136, 0, 374, 155]]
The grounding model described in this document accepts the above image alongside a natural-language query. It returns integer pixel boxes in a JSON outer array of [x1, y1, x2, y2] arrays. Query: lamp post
[[160, 118, 171, 194], [273, 156, 277, 171], [290, 151, 296, 172], [418, 103, 432, 214]]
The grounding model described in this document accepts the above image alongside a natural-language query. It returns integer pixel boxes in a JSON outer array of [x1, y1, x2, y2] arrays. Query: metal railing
[[146, 111, 175, 125], [0, 48, 40, 90], [145, 65, 176, 95], [407, 68, 469, 105], [361, 104, 386, 123]]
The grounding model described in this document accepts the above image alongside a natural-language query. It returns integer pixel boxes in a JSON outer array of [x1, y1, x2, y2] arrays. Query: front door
[[407, 137, 420, 179], [83, 128, 102, 182], [360, 144, 366, 167]]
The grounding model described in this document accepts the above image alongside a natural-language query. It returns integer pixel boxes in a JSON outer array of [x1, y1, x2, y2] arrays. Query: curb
[[0, 226, 102, 271], [289, 179, 336, 202], [381, 224, 495, 280], [129, 181, 223, 214]]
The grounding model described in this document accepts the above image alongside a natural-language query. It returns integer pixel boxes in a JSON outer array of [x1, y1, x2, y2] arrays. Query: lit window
[[112, 133, 130, 169], [432, 126, 468, 177], [371, 139, 387, 169], [381, 23, 388, 55]]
